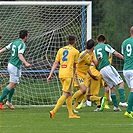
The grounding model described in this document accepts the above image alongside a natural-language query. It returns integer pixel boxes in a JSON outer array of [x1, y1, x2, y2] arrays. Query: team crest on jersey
[[79, 78, 83, 83]]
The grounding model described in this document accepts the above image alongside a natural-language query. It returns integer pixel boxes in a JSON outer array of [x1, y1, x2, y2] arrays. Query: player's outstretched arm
[[0, 47, 7, 54], [113, 51, 124, 60], [47, 60, 59, 82]]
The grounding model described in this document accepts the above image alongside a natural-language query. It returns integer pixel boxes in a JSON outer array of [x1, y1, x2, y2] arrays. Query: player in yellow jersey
[[72, 39, 106, 112], [76, 47, 112, 112], [92, 54, 112, 109], [47, 35, 80, 118], [75, 64, 109, 112], [88, 64, 110, 111]]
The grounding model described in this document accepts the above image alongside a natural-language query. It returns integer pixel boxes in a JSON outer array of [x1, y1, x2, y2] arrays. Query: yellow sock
[[66, 96, 73, 116], [72, 90, 83, 101], [104, 92, 109, 105], [81, 90, 88, 103], [73, 94, 85, 109], [81, 97, 86, 103], [53, 95, 66, 113], [90, 95, 101, 106]]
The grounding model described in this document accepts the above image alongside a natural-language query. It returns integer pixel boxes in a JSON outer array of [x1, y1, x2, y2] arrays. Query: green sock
[[111, 93, 118, 108], [0, 87, 11, 102], [127, 92, 133, 113], [8, 88, 15, 103], [118, 88, 125, 103]]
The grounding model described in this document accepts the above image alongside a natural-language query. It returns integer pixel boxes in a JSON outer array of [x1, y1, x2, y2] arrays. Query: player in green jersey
[[0, 30, 31, 110], [94, 34, 127, 111], [122, 26, 133, 118]]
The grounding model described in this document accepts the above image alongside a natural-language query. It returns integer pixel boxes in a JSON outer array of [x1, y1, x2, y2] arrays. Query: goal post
[[0, 1, 92, 106]]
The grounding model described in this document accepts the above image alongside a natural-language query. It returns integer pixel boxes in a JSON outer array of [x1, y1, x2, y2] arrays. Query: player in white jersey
[[94, 34, 127, 111], [0, 30, 31, 110], [122, 26, 133, 118]]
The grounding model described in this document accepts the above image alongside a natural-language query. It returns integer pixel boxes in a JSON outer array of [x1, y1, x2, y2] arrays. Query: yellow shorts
[[60, 78, 73, 93], [74, 72, 89, 88], [89, 66, 104, 95]]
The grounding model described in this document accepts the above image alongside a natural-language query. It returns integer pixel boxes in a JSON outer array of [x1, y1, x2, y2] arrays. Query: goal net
[[0, 1, 92, 106]]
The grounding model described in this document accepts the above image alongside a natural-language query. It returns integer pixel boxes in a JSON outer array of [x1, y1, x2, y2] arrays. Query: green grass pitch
[[0, 105, 133, 133], [0, 75, 133, 133]]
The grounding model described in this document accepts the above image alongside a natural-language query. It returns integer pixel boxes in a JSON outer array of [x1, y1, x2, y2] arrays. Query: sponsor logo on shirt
[[62, 65, 67, 68]]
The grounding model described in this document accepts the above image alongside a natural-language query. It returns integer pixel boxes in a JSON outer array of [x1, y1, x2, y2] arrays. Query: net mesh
[[0, 4, 88, 105]]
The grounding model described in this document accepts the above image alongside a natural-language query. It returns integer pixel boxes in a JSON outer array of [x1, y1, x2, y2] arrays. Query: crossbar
[[0, 1, 91, 6]]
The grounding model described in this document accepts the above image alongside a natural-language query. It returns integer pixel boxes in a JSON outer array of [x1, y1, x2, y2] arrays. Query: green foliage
[[99, 0, 133, 49]]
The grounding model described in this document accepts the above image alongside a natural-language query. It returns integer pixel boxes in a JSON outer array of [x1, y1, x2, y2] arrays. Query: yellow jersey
[[56, 45, 79, 78], [76, 50, 96, 77], [109, 53, 112, 64]]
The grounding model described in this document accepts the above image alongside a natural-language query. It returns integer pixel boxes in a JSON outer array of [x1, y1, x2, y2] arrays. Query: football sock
[[53, 95, 66, 113], [66, 96, 73, 116], [111, 93, 118, 107], [90, 95, 101, 106], [118, 88, 125, 103], [0, 87, 11, 102], [8, 88, 15, 103], [104, 92, 109, 105], [73, 94, 84, 109], [81, 89, 88, 103], [72, 90, 83, 101], [127, 92, 133, 113], [81, 97, 86, 103]]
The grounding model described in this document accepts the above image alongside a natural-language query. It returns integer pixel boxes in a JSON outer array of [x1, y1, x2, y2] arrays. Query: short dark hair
[[0, 35, 2, 39], [68, 35, 76, 45], [86, 39, 95, 49], [97, 34, 106, 42], [19, 30, 28, 39]]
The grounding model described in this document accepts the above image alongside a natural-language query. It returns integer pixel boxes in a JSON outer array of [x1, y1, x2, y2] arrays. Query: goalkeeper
[[0, 30, 31, 110]]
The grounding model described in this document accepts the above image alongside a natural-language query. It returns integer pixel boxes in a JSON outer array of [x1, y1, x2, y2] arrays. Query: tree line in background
[[1, 0, 133, 51], [92, 0, 133, 51]]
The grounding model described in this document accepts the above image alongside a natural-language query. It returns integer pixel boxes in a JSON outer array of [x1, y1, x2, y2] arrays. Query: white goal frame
[[0, 1, 92, 106]]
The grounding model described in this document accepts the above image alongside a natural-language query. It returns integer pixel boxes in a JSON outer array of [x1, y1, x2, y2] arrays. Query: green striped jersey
[[122, 37, 133, 70], [6, 39, 26, 69]]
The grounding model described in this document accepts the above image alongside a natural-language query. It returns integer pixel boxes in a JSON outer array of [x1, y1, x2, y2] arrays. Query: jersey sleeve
[[74, 50, 79, 64], [18, 43, 26, 54], [78, 51, 87, 63], [5, 42, 12, 50], [105, 44, 115, 54], [121, 42, 124, 54]]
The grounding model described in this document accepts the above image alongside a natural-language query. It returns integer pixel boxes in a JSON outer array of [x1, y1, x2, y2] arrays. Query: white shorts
[[7, 63, 21, 84], [123, 70, 133, 88], [100, 65, 123, 88]]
